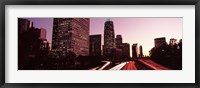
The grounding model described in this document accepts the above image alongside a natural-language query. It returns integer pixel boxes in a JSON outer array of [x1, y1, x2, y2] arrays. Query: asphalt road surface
[[121, 61, 137, 70]]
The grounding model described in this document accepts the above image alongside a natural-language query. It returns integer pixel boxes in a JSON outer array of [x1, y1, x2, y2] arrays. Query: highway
[[89, 59, 170, 70], [121, 61, 137, 70], [139, 59, 170, 70], [89, 61, 111, 70], [109, 62, 127, 70], [98, 61, 112, 70]]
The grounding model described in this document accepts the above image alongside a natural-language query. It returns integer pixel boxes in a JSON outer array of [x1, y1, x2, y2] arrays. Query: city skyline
[[26, 18, 182, 56]]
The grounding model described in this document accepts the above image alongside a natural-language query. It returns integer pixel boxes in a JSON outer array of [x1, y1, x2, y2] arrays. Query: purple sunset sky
[[25, 18, 182, 56]]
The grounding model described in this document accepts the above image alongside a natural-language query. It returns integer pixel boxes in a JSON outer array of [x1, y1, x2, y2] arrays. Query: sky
[[26, 18, 182, 57]]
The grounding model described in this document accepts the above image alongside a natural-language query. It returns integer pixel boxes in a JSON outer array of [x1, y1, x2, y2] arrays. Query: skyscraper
[[139, 45, 143, 58], [51, 18, 90, 59], [103, 19, 115, 60], [89, 34, 102, 56], [132, 43, 138, 59]]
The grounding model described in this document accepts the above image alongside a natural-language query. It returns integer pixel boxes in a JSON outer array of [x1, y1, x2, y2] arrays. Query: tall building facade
[[18, 18, 33, 34], [122, 43, 130, 59], [132, 43, 138, 59], [39, 28, 47, 40], [18, 19, 50, 69], [154, 37, 166, 48], [139, 45, 143, 58], [178, 39, 182, 49], [89, 34, 102, 56], [51, 18, 90, 59], [115, 35, 122, 49], [103, 19, 115, 59]]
